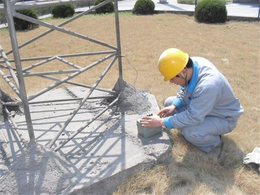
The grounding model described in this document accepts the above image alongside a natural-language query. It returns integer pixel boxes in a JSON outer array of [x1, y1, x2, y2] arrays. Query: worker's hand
[[140, 115, 164, 128], [157, 105, 177, 118]]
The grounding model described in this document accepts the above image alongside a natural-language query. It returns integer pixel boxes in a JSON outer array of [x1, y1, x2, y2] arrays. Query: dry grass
[[0, 12, 259, 194]]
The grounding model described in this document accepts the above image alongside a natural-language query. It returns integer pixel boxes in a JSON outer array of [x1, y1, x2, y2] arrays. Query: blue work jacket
[[163, 57, 244, 129]]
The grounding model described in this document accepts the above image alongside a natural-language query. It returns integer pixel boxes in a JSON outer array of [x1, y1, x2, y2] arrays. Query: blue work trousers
[[164, 96, 237, 152]]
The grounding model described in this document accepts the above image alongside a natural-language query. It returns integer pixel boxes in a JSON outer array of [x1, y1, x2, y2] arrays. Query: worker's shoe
[[207, 139, 223, 158]]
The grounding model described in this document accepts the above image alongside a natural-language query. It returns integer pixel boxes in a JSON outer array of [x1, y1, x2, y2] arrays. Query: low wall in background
[[233, 0, 259, 4]]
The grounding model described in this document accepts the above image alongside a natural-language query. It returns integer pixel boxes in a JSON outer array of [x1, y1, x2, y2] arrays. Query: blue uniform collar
[[180, 60, 198, 94]]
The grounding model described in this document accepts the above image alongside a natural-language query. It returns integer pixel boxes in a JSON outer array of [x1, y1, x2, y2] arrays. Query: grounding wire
[[120, 55, 151, 116], [120, 55, 138, 87]]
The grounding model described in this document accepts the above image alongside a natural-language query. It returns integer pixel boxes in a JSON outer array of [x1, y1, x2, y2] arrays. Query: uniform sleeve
[[172, 87, 186, 109], [165, 84, 220, 129]]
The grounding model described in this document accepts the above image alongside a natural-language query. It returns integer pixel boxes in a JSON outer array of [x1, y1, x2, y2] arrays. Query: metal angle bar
[[4, 106, 19, 130], [48, 55, 118, 148], [1, 0, 114, 57], [27, 53, 116, 102], [23, 55, 82, 72], [14, 0, 79, 10], [21, 48, 116, 75], [3, 94, 117, 106], [0, 0, 92, 11], [0, 45, 20, 89], [114, 0, 124, 92], [1, 101, 20, 106], [21, 69, 79, 77], [0, 45, 11, 70], [13, 0, 99, 10], [54, 94, 120, 151], [0, 69, 20, 97], [13, 0, 112, 13], [4, 107, 24, 151], [56, 56, 82, 69], [0, 64, 8, 69], [1, 63, 117, 107], [28, 95, 117, 105], [13, 12, 117, 51], [35, 74, 118, 94], [22, 56, 57, 72], [0, 50, 116, 63], [3, 0, 35, 143], [2, 69, 117, 101], [5, 92, 117, 106]]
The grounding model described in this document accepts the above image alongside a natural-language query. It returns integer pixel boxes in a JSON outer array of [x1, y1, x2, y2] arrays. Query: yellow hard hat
[[158, 48, 189, 81]]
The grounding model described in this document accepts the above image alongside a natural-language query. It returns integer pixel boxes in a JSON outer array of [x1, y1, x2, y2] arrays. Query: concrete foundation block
[[0, 86, 172, 195], [137, 119, 162, 138]]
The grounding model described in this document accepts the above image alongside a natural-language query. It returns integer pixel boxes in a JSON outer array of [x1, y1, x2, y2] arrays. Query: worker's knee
[[182, 128, 202, 144], [164, 96, 177, 107], [182, 127, 219, 146]]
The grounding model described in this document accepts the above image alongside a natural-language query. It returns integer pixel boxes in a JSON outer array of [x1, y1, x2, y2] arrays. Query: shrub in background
[[132, 0, 155, 15], [94, 0, 114, 14], [14, 9, 39, 30], [52, 4, 75, 18], [195, 0, 227, 23]]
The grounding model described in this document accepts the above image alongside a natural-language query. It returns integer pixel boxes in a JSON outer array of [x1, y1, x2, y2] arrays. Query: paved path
[[0, 0, 259, 29], [85, 0, 260, 19]]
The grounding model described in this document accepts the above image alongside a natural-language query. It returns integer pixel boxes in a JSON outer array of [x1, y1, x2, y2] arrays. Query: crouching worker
[[140, 48, 243, 158]]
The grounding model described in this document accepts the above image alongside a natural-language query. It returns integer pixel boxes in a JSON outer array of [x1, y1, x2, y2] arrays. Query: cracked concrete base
[[0, 86, 172, 194]]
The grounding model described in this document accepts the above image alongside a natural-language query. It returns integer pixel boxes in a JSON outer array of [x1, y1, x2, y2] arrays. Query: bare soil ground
[[0, 13, 259, 194]]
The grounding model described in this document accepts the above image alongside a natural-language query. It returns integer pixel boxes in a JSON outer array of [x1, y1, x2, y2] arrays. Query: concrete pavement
[[0, 0, 259, 30], [76, 0, 259, 20], [0, 85, 172, 194], [118, 0, 259, 20]]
